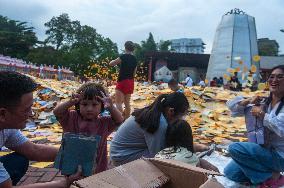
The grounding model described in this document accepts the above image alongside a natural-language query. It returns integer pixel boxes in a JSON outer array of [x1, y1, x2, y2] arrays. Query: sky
[[1, 0, 283, 54]]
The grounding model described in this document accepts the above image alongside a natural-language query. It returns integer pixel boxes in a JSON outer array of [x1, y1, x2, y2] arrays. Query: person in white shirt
[[198, 80, 206, 87], [224, 65, 284, 187], [185, 74, 193, 87]]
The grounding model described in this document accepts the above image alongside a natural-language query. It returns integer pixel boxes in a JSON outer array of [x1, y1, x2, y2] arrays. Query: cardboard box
[[199, 178, 224, 188], [72, 158, 224, 188]]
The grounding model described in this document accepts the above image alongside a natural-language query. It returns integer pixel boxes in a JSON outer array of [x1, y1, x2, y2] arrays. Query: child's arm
[[194, 143, 209, 152], [98, 91, 124, 124], [53, 93, 80, 119], [108, 105, 124, 124], [198, 159, 219, 172]]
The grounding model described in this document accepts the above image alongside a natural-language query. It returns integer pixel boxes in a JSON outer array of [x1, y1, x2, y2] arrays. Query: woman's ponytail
[[132, 92, 189, 134], [132, 94, 169, 133]]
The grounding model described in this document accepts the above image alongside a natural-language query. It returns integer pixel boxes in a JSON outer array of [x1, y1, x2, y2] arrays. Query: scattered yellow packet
[[30, 162, 54, 168], [251, 65, 257, 73], [0, 151, 13, 157], [253, 55, 261, 62]]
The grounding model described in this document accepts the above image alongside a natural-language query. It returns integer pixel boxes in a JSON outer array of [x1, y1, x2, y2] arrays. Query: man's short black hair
[[0, 71, 38, 107]]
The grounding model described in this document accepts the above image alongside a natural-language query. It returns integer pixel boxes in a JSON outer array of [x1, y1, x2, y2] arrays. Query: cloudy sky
[[1, 0, 283, 53]]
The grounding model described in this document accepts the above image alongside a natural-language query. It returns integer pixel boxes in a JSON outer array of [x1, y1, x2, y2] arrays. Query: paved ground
[[17, 156, 113, 186], [14, 143, 112, 185], [17, 165, 64, 186]]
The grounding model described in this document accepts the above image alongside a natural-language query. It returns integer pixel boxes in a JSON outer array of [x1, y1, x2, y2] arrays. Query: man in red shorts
[[110, 41, 137, 119]]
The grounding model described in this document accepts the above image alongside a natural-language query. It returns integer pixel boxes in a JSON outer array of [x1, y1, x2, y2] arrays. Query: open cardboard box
[[71, 158, 224, 188]]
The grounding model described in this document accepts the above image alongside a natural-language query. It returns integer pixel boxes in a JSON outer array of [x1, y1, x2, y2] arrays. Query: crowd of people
[[177, 70, 264, 93], [0, 39, 283, 188], [167, 72, 259, 92]]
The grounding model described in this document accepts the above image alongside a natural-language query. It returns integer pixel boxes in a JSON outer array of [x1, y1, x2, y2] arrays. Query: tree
[[132, 33, 159, 81], [257, 38, 279, 56], [134, 32, 158, 63], [44, 13, 75, 50], [72, 25, 98, 49], [158, 40, 171, 51], [259, 46, 278, 56], [42, 13, 118, 76], [133, 34, 172, 81], [86, 37, 119, 78], [142, 32, 157, 52], [27, 46, 61, 66], [63, 47, 93, 76], [0, 15, 37, 59]]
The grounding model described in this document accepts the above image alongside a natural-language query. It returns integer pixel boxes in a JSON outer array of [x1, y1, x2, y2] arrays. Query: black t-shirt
[[118, 54, 137, 81]]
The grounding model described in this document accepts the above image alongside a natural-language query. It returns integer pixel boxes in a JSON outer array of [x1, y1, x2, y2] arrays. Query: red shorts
[[116, 79, 134, 94]]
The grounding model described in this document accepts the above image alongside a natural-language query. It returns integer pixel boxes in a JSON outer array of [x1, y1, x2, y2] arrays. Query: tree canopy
[[30, 13, 119, 76], [0, 15, 37, 59], [258, 38, 279, 56], [0, 14, 170, 79]]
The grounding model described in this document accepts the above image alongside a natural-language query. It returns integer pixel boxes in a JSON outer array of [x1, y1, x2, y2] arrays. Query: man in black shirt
[[110, 41, 137, 119]]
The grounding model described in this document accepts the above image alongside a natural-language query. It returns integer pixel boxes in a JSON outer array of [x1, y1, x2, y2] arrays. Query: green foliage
[[88, 58, 118, 80], [1, 14, 170, 80], [134, 33, 171, 62], [63, 46, 93, 76], [133, 43, 143, 62], [44, 13, 75, 50], [0, 15, 38, 59], [26, 46, 61, 66], [258, 38, 279, 56], [95, 37, 119, 61], [28, 13, 119, 76], [158, 40, 172, 51], [134, 32, 158, 63], [258, 45, 278, 56], [142, 32, 157, 52]]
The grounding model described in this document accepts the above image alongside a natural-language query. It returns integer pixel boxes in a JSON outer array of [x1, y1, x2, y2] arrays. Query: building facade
[[171, 38, 205, 54], [258, 38, 279, 56], [145, 52, 209, 83], [206, 8, 259, 82]]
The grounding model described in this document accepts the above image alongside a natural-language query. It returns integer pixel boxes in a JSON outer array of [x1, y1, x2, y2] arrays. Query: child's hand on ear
[[97, 91, 113, 110], [70, 92, 83, 105]]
